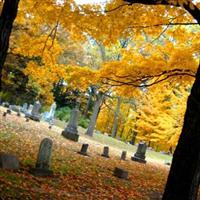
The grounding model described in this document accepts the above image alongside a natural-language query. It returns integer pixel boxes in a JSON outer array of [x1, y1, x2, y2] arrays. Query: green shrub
[[78, 117, 90, 129], [55, 106, 71, 122]]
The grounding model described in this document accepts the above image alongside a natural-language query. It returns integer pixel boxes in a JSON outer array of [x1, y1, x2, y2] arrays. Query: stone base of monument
[[131, 156, 146, 163], [113, 167, 128, 179], [78, 151, 88, 156], [101, 153, 109, 158], [30, 168, 53, 177], [62, 131, 79, 142], [29, 115, 40, 122], [25, 113, 40, 122]]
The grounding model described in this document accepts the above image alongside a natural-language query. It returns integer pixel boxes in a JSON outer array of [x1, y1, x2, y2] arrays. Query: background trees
[[0, 0, 200, 198]]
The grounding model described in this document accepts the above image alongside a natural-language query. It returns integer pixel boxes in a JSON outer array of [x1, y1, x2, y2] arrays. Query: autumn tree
[[1, 0, 200, 198], [0, 0, 20, 91]]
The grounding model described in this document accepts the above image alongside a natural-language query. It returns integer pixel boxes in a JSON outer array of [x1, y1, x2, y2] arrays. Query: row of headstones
[[79, 143, 147, 163], [1, 101, 57, 123], [0, 138, 147, 179]]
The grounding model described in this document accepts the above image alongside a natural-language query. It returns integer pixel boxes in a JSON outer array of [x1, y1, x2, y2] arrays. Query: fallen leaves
[[0, 106, 170, 200]]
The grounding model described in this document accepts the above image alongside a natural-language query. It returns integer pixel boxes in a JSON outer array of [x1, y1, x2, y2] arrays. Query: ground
[[0, 106, 172, 200]]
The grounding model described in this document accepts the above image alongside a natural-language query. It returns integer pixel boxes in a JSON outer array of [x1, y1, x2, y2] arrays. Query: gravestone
[[0, 153, 19, 170], [6, 109, 11, 114], [131, 141, 147, 163], [2, 102, 9, 108], [42, 102, 57, 123], [78, 144, 89, 156], [26, 101, 41, 121], [101, 146, 109, 158], [113, 167, 128, 179], [9, 105, 20, 113], [3, 112, 6, 117], [26, 104, 33, 115], [120, 151, 127, 161], [62, 107, 79, 142], [21, 103, 28, 113], [30, 138, 53, 176]]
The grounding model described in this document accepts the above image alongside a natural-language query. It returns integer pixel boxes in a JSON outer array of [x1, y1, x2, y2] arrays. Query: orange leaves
[[65, 65, 99, 91], [0, 106, 169, 200]]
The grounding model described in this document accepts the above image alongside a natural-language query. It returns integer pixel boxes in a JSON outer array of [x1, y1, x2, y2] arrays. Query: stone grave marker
[[6, 109, 11, 114], [9, 105, 20, 113], [0, 153, 19, 170], [101, 146, 110, 158], [78, 144, 89, 156], [62, 106, 79, 142], [2, 102, 9, 108], [21, 103, 28, 113], [131, 141, 147, 163], [42, 102, 57, 123], [26, 104, 33, 115], [120, 151, 127, 161], [26, 101, 41, 121], [113, 167, 128, 179], [30, 138, 53, 176]]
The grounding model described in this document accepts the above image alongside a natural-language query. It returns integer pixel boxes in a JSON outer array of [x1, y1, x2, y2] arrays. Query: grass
[[54, 118, 172, 163], [0, 106, 173, 199]]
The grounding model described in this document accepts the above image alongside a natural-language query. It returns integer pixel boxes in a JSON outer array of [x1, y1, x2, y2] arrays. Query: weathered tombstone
[[30, 138, 53, 176], [3, 112, 7, 117], [113, 167, 128, 179], [78, 144, 89, 156], [131, 141, 147, 163], [101, 146, 109, 158], [25, 118, 29, 122], [62, 106, 79, 142], [26, 104, 33, 115], [0, 153, 19, 170], [6, 109, 11, 114], [21, 103, 28, 113], [9, 105, 20, 113], [42, 102, 57, 123], [120, 151, 127, 161], [26, 101, 41, 121], [2, 102, 9, 108]]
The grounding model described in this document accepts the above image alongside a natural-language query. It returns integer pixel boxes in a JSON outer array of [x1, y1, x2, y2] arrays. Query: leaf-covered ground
[[0, 106, 170, 200]]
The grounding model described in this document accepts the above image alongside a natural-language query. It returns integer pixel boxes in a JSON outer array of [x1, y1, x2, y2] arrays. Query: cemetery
[[0, 102, 172, 199], [0, 0, 200, 199]]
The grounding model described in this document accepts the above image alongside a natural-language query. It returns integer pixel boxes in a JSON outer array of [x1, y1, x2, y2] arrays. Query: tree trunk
[[85, 92, 104, 137], [162, 64, 200, 200], [0, 0, 20, 91], [111, 97, 122, 138], [83, 93, 92, 118], [130, 131, 137, 145]]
